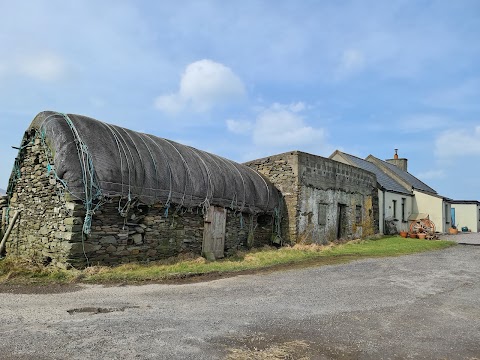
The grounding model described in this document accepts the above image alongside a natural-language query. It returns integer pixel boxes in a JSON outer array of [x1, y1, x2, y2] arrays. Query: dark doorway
[[337, 203, 347, 239]]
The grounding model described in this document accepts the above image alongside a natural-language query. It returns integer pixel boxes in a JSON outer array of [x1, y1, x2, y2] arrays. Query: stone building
[[1, 111, 282, 268], [331, 150, 414, 235], [331, 149, 457, 234], [245, 151, 378, 244]]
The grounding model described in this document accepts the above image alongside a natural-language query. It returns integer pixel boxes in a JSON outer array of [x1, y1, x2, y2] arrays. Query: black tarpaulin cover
[[26, 111, 280, 215]]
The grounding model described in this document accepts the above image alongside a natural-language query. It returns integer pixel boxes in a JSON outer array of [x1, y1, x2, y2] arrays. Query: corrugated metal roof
[[339, 153, 411, 195]]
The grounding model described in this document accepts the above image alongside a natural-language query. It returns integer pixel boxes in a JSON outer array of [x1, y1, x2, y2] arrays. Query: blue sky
[[0, 0, 479, 200]]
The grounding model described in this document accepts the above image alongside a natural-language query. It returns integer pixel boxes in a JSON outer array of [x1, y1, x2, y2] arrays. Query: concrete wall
[[5, 131, 274, 268], [413, 190, 449, 233], [451, 203, 480, 232], [331, 152, 411, 235], [247, 151, 378, 244]]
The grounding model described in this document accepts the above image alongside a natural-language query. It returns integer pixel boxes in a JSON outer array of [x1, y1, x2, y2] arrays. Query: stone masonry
[[2, 131, 274, 268], [246, 151, 379, 244]]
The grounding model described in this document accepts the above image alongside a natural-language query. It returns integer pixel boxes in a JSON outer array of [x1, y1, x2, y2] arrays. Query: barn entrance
[[202, 206, 227, 260], [337, 203, 347, 239]]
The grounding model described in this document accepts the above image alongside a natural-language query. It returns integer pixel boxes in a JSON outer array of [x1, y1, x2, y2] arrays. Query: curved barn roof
[[26, 111, 281, 214]]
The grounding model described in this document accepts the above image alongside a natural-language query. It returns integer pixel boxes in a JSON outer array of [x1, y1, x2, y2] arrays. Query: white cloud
[[270, 102, 307, 113], [17, 52, 67, 82], [253, 105, 326, 149], [338, 49, 365, 75], [89, 97, 106, 108], [0, 52, 67, 82], [155, 59, 246, 114], [417, 169, 445, 180], [226, 102, 330, 158], [435, 126, 480, 158], [154, 93, 184, 114], [424, 78, 480, 111], [226, 119, 253, 134], [398, 114, 450, 133]]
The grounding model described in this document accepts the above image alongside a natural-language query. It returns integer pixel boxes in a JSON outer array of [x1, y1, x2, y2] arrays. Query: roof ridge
[[335, 151, 411, 194], [367, 154, 437, 194]]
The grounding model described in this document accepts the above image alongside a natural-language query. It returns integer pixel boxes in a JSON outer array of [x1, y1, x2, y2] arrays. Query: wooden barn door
[[202, 206, 227, 260]]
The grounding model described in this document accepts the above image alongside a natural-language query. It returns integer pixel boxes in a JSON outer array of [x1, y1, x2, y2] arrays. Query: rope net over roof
[[27, 111, 281, 215]]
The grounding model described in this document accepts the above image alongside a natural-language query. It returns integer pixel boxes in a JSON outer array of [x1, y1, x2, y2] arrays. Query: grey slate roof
[[338, 153, 411, 195], [368, 156, 437, 194]]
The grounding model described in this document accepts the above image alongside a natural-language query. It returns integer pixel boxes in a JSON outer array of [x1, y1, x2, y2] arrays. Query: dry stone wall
[[0, 195, 8, 238], [4, 137, 74, 267], [245, 152, 298, 244], [4, 133, 274, 268], [68, 200, 273, 268]]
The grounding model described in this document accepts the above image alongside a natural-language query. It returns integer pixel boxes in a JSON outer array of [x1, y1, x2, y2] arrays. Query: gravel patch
[[0, 246, 479, 359], [439, 231, 480, 245]]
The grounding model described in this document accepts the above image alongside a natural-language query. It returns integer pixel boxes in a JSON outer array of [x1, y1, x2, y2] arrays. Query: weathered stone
[[69, 242, 102, 254], [100, 236, 117, 244], [39, 226, 50, 235], [106, 245, 117, 253], [5, 130, 275, 268], [64, 217, 83, 225], [65, 224, 83, 232], [132, 234, 143, 245]]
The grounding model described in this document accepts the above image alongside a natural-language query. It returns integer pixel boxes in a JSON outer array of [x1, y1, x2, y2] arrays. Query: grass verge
[[0, 237, 455, 285]]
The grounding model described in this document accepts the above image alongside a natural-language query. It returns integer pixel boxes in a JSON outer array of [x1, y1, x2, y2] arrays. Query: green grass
[[0, 237, 455, 285]]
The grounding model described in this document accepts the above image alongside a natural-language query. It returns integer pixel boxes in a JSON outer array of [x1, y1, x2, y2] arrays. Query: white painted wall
[[378, 189, 384, 234], [451, 203, 480, 232], [413, 190, 449, 233], [383, 192, 413, 233]]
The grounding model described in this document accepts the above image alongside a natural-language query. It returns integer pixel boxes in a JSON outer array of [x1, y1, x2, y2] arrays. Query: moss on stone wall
[[6, 133, 274, 268]]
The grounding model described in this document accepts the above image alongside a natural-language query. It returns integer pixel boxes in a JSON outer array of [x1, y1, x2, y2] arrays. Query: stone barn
[[245, 151, 379, 244], [0, 111, 282, 268]]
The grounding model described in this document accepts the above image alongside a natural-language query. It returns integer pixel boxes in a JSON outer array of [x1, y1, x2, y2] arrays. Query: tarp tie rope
[[60, 113, 104, 237], [143, 134, 174, 207], [160, 138, 193, 210]]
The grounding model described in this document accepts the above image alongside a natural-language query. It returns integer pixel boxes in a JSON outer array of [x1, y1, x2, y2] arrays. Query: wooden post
[[0, 210, 22, 255], [0, 208, 5, 238]]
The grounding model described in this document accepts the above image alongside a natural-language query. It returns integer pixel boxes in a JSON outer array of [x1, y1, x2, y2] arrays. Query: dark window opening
[[337, 204, 347, 239], [392, 200, 397, 219], [257, 214, 272, 227], [43, 256, 52, 266], [136, 204, 150, 214], [401, 198, 406, 222], [318, 203, 328, 226]]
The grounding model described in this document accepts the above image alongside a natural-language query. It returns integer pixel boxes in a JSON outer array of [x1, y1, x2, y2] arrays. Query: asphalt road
[[1, 244, 479, 359]]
